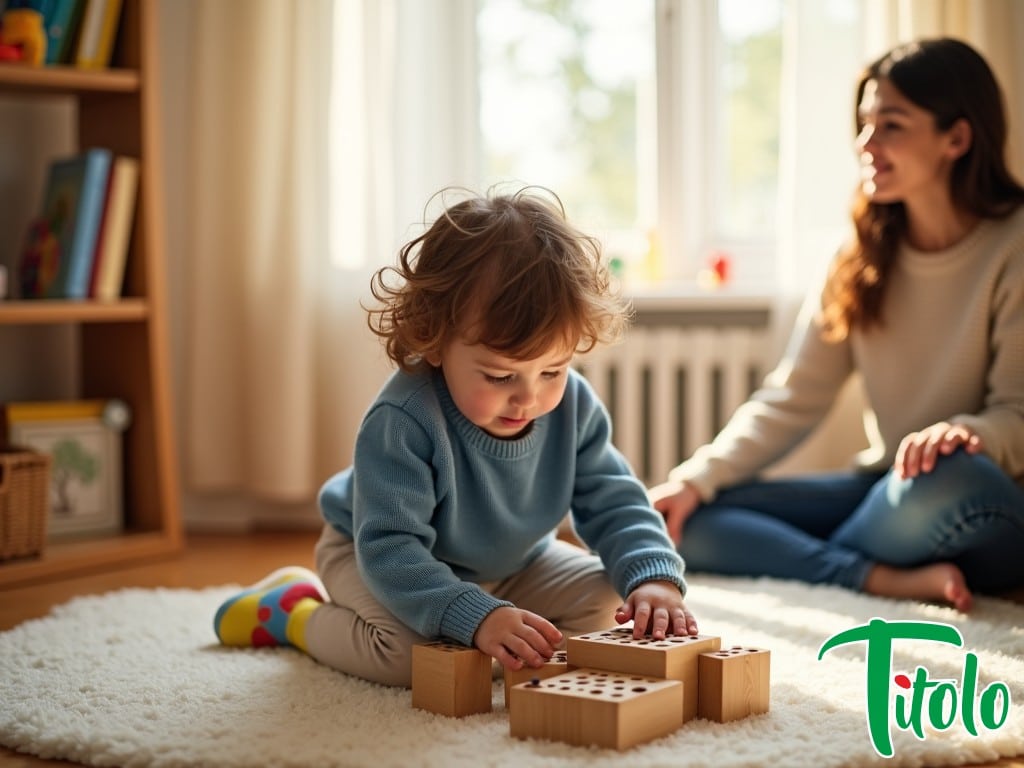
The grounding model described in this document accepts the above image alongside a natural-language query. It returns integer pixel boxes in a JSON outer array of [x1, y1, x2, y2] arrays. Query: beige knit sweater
[[669, 206, 1024, 498]]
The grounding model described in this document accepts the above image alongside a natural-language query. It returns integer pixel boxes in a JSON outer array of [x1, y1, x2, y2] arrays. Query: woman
[[650, 37, 1024, 612]]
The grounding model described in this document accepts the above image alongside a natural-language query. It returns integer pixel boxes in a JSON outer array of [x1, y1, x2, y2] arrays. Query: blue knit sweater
[[319, 367, 686, 646]]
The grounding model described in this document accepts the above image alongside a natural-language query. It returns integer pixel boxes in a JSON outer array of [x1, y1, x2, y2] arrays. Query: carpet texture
[[1, 575, 1022, 768]]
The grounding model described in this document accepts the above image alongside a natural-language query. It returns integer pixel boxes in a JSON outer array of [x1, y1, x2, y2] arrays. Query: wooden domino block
[[566, 628, 720, 721], [509, 668, 684, 749], [698, 646, 770, 723], [503, 650, 573, 708], [411, 641, 492, 717]]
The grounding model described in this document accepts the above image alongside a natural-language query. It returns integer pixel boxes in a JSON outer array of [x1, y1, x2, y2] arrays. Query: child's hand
[[474, 606, 563, 671], [615, 580, 698, 639]]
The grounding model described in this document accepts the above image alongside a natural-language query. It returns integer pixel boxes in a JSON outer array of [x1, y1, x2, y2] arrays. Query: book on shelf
[[46, 0, 86, 65], [88, 155, 138, 301], [74, 0, 121, 69], [18, 148, 112, 300]]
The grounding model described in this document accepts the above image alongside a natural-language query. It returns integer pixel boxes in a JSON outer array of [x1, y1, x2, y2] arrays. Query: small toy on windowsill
[[0, 8, 47, 66], [697, 250, 733, 290]]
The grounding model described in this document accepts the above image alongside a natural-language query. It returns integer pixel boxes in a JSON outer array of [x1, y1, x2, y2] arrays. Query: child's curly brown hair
[[367, 187, 630, 371]]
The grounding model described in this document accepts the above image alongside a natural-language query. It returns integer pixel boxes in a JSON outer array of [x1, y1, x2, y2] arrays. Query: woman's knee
[[838, 451, 1022, 563], [890, 450, 1016, 511]]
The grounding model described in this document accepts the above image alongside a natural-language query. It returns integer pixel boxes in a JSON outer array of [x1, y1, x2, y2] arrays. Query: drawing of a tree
[[51, 439, 99, 516]]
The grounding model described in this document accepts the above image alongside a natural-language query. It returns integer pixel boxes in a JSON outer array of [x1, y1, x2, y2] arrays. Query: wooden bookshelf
[[0, 0, 182, 588]]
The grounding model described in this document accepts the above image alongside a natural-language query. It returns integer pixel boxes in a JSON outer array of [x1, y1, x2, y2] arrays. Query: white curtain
[[775, 0, 864, 297], [184, 0, 397, 502]]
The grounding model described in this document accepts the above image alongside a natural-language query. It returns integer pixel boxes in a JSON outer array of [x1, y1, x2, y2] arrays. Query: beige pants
[[305, 523, 621, 687]]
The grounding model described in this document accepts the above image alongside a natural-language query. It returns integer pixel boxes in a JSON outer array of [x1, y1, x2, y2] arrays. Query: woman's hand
[[648, 480, 702, 545], [474, 606, 563, 671], [895, 421, 982, 479], [615, 580, 698, 639]]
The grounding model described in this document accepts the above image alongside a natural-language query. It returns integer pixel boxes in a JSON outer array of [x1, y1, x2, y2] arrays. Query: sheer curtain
[[775, 0, 864, 298], [184, 0, 397, 504]]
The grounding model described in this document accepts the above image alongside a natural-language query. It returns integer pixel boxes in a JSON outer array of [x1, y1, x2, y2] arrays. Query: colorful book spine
[[90, 155, 139, 301], [39, 148, 112, 299], [74, 0, 122, 69], [41, 0, 83, 65], [87, 158, 117, 297]]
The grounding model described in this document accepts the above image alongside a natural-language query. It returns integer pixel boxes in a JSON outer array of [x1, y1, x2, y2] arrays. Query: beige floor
[[0, 531, 1021, 768]]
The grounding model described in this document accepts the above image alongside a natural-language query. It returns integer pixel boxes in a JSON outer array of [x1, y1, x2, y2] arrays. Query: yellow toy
[[0, 8, 47, 66]]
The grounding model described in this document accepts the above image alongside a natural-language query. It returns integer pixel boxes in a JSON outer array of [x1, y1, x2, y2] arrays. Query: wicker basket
[[0, 447, 51, 560]]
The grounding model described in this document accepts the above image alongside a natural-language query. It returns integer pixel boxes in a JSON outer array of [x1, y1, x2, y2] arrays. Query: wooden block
[[503, 649, 573, 708], [509, 668, 684, 749], [698, 646, 771, 723], [566, 628, 720, 721], [411, 641, 492, 717]]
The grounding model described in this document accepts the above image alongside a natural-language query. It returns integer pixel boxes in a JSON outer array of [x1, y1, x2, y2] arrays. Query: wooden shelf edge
[[0, 530, 183, 589], [0, 64, 140, 95], [0, 299, 149, 324]]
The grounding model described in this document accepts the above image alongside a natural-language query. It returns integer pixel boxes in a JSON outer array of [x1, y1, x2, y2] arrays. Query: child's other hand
[[616, 580, 698, 639], [474, 606, 563, 671]]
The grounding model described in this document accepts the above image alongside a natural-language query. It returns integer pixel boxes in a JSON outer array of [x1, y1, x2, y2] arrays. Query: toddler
[[215, 187, 697, 687]]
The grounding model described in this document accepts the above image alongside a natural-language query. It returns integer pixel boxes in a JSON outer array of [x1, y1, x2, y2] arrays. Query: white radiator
[[576, 324, 771, 486]]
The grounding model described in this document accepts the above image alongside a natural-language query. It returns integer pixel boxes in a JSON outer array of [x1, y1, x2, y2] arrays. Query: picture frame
[[5, 400, 129, 540]]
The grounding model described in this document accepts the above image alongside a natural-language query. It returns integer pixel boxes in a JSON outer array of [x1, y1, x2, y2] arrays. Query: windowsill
[[622, 281, 777, 312]]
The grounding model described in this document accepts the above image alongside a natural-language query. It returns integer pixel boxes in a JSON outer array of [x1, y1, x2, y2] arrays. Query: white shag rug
[[2, 576, 1023, 768]]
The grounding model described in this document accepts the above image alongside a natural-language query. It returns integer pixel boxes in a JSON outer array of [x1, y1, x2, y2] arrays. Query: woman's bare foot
[[863, 562, 973, 612]]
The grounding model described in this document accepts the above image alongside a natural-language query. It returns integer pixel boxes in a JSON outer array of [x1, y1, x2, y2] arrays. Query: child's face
[[430, 338, 574, 439]]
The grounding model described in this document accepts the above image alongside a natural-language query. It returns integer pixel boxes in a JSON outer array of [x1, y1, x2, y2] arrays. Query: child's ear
[[946, 117, 972, 159], [424, 350, 442, 367]]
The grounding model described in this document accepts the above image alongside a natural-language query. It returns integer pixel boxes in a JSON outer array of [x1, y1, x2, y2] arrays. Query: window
[[477, 0, 657, 282], [474, 0, 863, 294], [713, 2, 785, 247]]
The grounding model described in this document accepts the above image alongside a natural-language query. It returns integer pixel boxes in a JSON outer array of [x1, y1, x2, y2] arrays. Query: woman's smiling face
[[854, 77, 967, 206]]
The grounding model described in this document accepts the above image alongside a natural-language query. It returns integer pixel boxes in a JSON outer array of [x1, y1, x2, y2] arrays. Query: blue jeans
[[678, 451, 1024, 593]]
